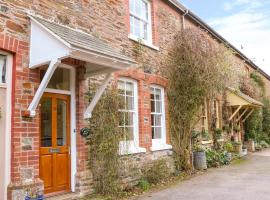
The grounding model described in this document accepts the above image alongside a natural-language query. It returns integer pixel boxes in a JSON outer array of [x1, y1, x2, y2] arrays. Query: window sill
[[0, 83, 7, 88], [150, 144, 172, 152], [128, 34, 159, 51], [119, 141, 146, 155]]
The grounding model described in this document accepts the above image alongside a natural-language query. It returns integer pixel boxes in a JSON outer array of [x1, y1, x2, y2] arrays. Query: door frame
[[42, 63, 76, 192], [0, 50, 13, 200]]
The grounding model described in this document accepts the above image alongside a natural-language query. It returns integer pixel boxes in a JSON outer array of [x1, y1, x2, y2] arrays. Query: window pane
[[134, 17, 141, 37], [119, 95, 125, 110], [126, 96, 134, 110], [126, 82, 134, 96], [151, 100, 155, 112], [154, 127, 162, 139], [41, 98, 52, 147], [57, 99, 67, 146], [151, 114, 154, 126], [119, 112, 125, 126], [126, 127, 134, 140], [0, 55, 7, 84], [118, 81, 125, 95], [41, 68, 70, 90], [154, 115, 161, 126], [129, 0, 135, 13], [130, 16, 134, 35], [156, 101, 162, 113], [125, 112, 133, 126], [155, 89, 161, 100]]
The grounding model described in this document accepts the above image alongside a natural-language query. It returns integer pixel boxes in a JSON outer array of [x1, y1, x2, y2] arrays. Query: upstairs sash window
[[129, 0, 152, 42]]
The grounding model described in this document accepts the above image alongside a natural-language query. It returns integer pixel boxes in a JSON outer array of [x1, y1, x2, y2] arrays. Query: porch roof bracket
[[27, 58, 60, 117], [242, 109, 254, 123], [84, 73, 112, 119], [236, 107, 249, 122], [229, 105, 242, 121]]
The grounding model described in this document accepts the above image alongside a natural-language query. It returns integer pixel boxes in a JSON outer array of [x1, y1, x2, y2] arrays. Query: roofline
[[167, 0, 270, 81]]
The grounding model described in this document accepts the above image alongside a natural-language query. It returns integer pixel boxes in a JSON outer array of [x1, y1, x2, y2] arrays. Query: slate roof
[[227, 87, 263, 107], [32, 16, 135, 63]]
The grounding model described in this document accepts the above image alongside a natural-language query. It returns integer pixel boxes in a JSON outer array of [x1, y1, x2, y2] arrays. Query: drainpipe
[[182, 9, 189, 29]]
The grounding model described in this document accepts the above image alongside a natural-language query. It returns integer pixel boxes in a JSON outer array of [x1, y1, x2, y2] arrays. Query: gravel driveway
[[136, 149, 270, 200]]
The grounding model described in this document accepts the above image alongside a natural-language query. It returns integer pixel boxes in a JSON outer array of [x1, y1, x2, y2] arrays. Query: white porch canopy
[[27, 15, 136, 118]]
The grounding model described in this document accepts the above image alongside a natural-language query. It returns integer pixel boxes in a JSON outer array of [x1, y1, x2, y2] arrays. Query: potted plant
[[223, 142, 233, 161], [242, 145, 248, 156], [25, 187, 44, 200], [232, 141, 242, 154], [214, 128, 223, 140], [193, 144, 207, 170]]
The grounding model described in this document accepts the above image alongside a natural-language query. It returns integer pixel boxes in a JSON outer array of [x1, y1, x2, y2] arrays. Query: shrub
[[137, 179, 150, 191], [223, 142, 234, 152], [142, 159, 170, 185], [260, 141, 269, 148], [205, 149, 230, 168]]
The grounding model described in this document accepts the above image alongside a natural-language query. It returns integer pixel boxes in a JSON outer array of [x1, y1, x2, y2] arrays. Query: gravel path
[[136, 149, 270, 200]]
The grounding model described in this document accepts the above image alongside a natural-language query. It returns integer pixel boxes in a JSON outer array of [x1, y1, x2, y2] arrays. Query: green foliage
[[262, 98, 270, 143], [142, 159, 171, 185], [193, 144, 205, 152], [87, 86, 122, 195], [260, 140, 269, 148], [137, 179, 150, 191], [223, 142, 234, 152], [214, 128, 222, 139], [250, 72, 265, 94], [245, 109, 263, 142], [205, 149, 230, 168], [165, 28, 235, 171]]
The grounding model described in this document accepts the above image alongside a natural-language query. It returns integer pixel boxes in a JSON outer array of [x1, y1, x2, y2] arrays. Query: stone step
[[46, 193, 80, 200]]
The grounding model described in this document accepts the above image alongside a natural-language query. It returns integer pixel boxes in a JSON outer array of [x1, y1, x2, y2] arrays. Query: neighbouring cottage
[[0, 0, 269, 199]]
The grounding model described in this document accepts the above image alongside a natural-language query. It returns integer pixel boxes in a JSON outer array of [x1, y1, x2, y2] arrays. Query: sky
[[179, 0, 270, 75]]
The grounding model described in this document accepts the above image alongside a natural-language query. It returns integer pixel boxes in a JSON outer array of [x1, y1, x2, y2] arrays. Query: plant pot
[[248, 140, 255, 152], [25, 195, 44, 200], [241, 148, 248, 156], [233, 143, 242, 154], [193, 151, 207, 170], [225, 152, 232, 162]]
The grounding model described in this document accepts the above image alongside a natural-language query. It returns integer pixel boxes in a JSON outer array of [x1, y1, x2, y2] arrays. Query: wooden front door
[[40, 93, 71, 194]]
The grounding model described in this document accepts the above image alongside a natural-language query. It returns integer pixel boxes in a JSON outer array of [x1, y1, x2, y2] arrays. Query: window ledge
[[150, 144, 172, 152], [119, 141, 146, 155], [0, 83, 7, 88], [128, 34, 159, 51]]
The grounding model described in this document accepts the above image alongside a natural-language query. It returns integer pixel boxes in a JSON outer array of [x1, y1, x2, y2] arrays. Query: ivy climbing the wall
[[164, 28, 236, 171]]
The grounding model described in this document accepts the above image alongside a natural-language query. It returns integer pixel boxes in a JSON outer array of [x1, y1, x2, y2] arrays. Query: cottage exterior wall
[[0, 0, 269, 199]]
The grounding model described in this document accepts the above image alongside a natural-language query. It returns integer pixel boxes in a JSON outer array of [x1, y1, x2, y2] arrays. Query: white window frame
[[118, 77, 146, 155], [150, 85, 172, 151], [0, 51, 12, 200], [128, 0, 155, 48]]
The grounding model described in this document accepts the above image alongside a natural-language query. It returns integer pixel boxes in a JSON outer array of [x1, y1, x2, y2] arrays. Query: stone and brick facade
[[0, 0, 269, 199]]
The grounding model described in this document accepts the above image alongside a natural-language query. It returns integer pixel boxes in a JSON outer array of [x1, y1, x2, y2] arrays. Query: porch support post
[[236, 107, 249, 122], [242, 109, 255, 122], [229, 105, 242, 121], [84, 72, 112, 119], [27, 58, 60, 117]]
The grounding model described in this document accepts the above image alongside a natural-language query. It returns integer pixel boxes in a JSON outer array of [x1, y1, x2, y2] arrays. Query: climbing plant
[[164, 28, 236, 171], [86, 83, 123, 195]]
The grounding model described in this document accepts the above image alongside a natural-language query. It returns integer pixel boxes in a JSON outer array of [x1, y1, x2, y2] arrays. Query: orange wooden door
[[40, 93, 71, 194]]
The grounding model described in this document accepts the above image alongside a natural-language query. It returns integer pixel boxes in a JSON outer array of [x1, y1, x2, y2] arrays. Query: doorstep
[[45, 193, 80, 200]]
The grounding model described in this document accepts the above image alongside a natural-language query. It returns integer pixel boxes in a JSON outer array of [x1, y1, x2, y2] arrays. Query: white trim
[[69, 65, 77, 193], [0, 50, 12, 200], [150, 85, 170, 151], [128, 34, 159, 51], [118, 77, 146, 155], [28, 59, 60, 117]]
